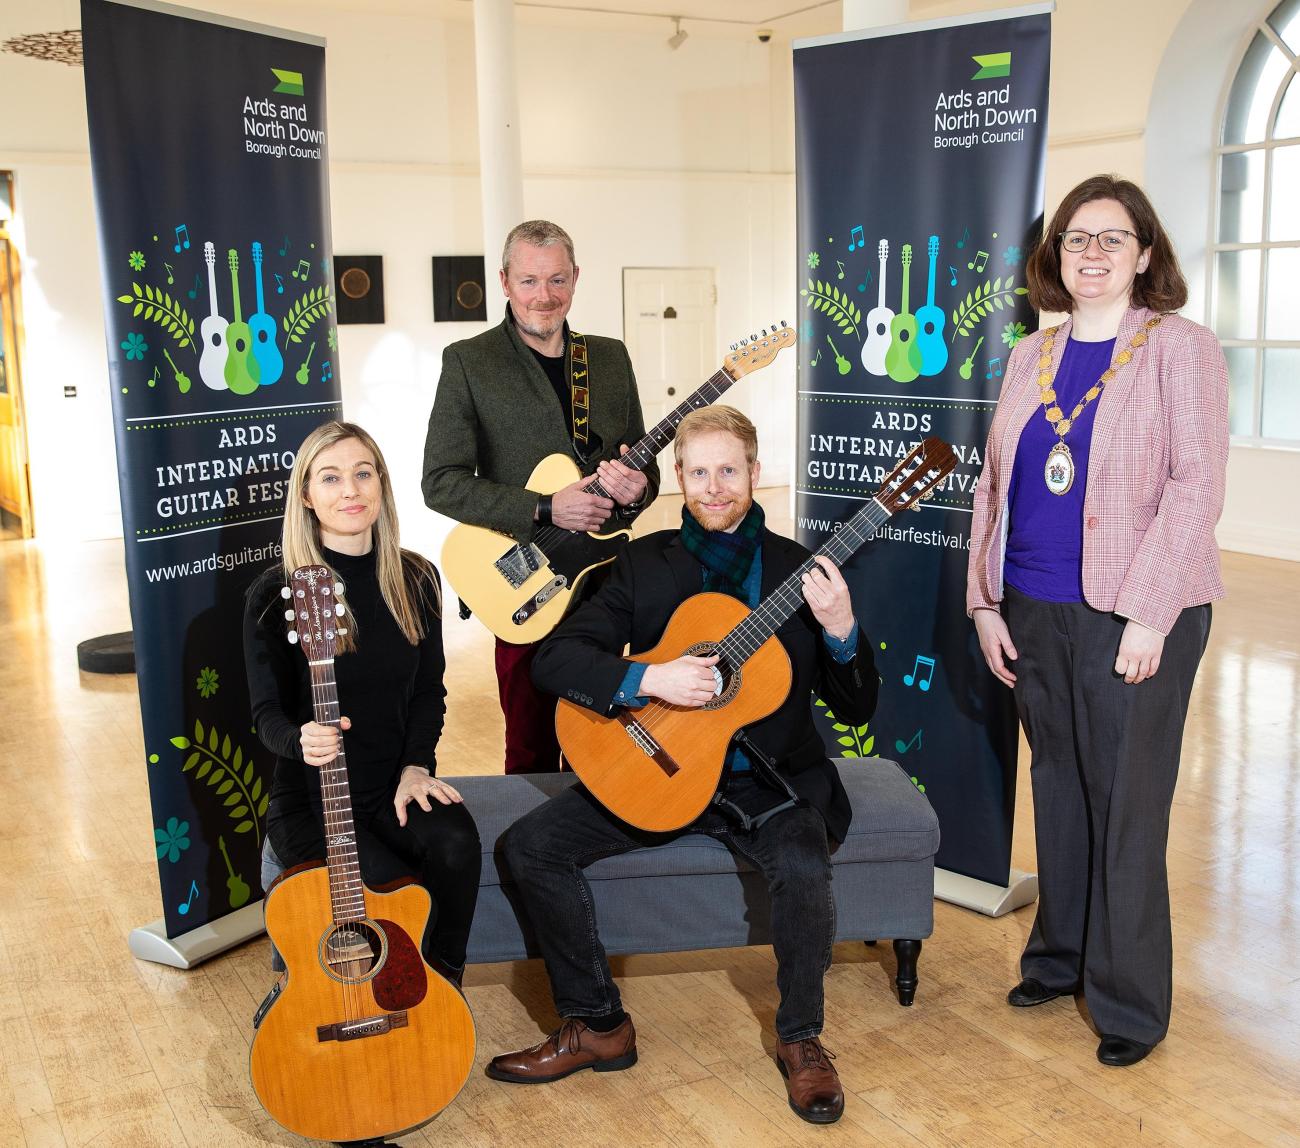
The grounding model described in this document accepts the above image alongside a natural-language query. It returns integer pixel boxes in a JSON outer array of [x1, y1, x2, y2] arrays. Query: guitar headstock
[[252, 240, 264, 265], [878, 238, 889, 261], [724, 321, 793, 378], [901, 244, 913, 269], [872, 436, 957, 515], [282, 565, 347, 661], [204, 241, 216, 268], [227, 248, 241, 273], [928, 235, 939, 259]]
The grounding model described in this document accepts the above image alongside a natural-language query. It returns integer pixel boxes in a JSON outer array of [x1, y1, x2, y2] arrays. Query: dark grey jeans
[[501, 774, 836, 1042]]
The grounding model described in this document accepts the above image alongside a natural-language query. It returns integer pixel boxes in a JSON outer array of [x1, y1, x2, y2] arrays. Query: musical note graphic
[[292, 258, 311, 281], [903, 654, 936, 691], [985, 356, 1002, 380], [856, 270, 872, 293], [278, 234, 290, 257], [164, 262, 175, 285], [811, 348, 822, 366], [187, 273, 201, 300], [948, 265, 959, 287], [958, 335, 985, 381], [177, 880, 199, 915], [274, 272, 285, 295], [173, 224, 191, 253], [849, 225, 865, 251], [321, 360, 333, 383], [836, 260, 846, 281], [149, 365, 160, 387], [956, 226, 970, 250], [968, 249, 989, 273], [894, 729, 923, 755]]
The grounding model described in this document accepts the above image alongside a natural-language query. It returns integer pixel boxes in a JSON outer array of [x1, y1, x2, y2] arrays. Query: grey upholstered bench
[[262, 758, 939, 1004]]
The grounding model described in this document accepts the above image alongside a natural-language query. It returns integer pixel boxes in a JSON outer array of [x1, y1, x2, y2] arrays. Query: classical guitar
[[860, 239, 892, 378], [915, 235, 948, 377], [249, 241, 284, 386], [249, 566, 475, 1143], [885, 243, 920, 383], [555, 437, 958, 832], [224, 248, 262, 395], [198, 241, 229, 392], [441, 322, 795, 644]]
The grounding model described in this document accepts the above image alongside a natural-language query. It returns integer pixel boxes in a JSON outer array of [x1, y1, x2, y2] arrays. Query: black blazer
[[532, 528, 878, 842]]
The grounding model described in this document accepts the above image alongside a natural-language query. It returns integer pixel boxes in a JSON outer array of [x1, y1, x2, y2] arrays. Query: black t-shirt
[[530, 344, 573, 435]]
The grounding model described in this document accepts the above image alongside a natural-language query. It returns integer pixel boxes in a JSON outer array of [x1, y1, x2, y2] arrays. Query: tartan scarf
[[679, 501, 765, 601]]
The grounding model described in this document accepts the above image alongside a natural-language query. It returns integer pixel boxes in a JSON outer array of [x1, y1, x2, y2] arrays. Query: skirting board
[[128, 901, 265, 969], [935, 867, 1039, 918]]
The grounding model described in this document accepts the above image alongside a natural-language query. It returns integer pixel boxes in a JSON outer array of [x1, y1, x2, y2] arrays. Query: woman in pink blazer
[[967, 175, 1228, 1067]]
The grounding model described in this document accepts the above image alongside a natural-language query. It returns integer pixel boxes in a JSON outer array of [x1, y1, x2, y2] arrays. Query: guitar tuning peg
[[335, 604, 345, 617], [730, 343, 738, 352], [750, 333, 758, 342], [287, 630, 299, 644], [337, 627, 348, 637], [761, 327, 768, 337], [334, 582, 345, 596], [284, 609, 295, 621], [280, 586, 291, 599]]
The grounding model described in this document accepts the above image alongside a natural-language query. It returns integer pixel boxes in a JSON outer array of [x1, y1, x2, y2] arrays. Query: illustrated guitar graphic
[[885, 243, 920, 383], [826, 334, 851, 375], [223, 249, 262, 394], [958, 335, 986, 380], [296, 341, 316, 385], [555, 437, 959, 832], [860, 239, 893, 377], [250, 242, 284, 386], [218, 835, 251, 909], [198, 241, 229, 391], [915, 235, 948, 376], [162, 348, 191, 394], [442, 323, 795, 644], [250, 566, 475, 1143]]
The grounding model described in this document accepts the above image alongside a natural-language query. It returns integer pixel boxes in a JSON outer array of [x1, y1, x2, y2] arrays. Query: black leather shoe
[[1006, 978, 1068, 1007], [1097, 1035, 1153, 1067]]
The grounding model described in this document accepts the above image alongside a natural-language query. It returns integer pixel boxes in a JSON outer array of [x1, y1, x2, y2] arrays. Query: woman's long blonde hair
[[281, 421, 439, 651]]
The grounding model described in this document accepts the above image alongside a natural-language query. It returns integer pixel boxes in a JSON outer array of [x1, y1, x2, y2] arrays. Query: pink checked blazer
[[966, 305, 1229, 636]]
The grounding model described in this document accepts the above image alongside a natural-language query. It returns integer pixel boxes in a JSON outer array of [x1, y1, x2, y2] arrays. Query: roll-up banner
[[794, 5, 1051, 911], [82, 0, 341, 965]]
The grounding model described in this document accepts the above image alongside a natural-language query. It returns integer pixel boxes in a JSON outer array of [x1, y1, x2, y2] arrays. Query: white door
[[622, 268, 716, 429]]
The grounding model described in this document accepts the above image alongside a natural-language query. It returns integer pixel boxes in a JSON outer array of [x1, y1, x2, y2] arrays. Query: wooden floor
[[1, 489, 1298, 1147]]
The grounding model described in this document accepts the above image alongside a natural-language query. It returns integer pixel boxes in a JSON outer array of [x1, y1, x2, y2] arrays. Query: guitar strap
[[568, 331, 591, 452]]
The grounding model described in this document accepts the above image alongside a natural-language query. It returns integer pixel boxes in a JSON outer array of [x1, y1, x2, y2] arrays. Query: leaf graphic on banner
[[116, 282, 195, 351], [282, 285, 335, 348], [173, 720, 270, 845], [949, 276, 1028, 340], [799, 279, 862, 339], [814, 696, 877, 760]]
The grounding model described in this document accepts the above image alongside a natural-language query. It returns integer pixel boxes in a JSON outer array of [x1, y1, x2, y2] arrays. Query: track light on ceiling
[[667, 17, 688, 50]]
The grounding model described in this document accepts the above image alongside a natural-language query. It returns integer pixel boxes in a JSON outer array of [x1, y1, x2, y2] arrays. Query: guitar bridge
[[617, 714, 679, 777], [511, 577, 567, 625], [494, 543, 549, 589], [317, 1010, 408, 1043]]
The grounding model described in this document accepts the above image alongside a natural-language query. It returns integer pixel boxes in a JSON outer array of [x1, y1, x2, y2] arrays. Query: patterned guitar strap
[[569, 330, 591, 458]]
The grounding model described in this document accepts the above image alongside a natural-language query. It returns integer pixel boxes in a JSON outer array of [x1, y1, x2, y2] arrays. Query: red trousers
[[494, 638, 563, 774]]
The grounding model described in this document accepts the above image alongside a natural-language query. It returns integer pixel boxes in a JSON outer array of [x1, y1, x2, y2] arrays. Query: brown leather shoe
[[775, 1037, 844, 1124], [486, 1017, 638, 1084]]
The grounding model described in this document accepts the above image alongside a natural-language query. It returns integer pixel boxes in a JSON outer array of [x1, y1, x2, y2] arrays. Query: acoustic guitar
[[249, 566, 475, 1143], [914, 235, 948, 377], [860, 239, 892, 378], [198, 241, 229, 392], [555, 437, 958, 832], [224, 248, 261, 395], [249, 241, 284, 386], [885, 243, 920, 383], [441, 322, 794, 644]]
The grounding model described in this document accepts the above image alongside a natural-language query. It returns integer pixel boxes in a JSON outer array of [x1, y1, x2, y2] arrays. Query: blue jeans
[[501, 775, 836, 1042]]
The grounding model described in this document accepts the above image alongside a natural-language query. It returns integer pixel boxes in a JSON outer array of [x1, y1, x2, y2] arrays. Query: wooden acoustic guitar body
[[556, 593, 793, 832], [441, 453, 634, 644], [249, 864, 475, 1143]]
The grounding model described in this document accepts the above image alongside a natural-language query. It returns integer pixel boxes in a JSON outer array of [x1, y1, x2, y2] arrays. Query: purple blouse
[[1004, 336, 1116, 603]]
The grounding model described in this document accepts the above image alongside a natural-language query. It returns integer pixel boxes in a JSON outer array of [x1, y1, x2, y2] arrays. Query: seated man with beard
[[486, 406, 878, 1126]]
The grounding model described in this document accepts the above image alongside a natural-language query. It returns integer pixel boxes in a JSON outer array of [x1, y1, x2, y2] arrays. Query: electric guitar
[[555, 437, 958, 832], [915, 235, 948, 377], [250, 242, 284, 386], [441, 322, 795, 644], [250, 566, 475, 1143], [860, 239, 892, 377], [885, 243, 920, 383], [198, 242, 229, 391], [224, 248, 262, 395]]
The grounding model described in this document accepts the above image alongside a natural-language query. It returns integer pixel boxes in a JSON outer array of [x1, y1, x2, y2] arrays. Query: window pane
[[1269, 0, 1300, 56], [1214, 249, 1261, 339], [1277, 71, 1300, 139], [1224, 34, 1291, 144], [1219, 150, 1264, 242], [1269, 145, 1300, 239], [1223, 346, 1258, 437], [1262, 348, 1300, 440], [1265, 247, 1300, 339]]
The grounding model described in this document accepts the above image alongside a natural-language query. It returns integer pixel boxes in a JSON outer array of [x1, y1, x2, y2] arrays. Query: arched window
[[1214, 0, 1300, 443]]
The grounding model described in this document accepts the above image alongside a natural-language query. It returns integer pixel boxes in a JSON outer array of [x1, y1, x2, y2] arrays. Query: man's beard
[[686, 491, 752, 534], [516, 308, 565, 342]]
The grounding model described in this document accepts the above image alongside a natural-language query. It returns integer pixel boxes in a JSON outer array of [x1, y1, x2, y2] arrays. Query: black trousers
[[1003, 587, 1211, 1044]]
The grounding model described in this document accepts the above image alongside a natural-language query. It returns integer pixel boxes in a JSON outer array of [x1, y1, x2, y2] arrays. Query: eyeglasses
[[1059, 229, 1137, 253]]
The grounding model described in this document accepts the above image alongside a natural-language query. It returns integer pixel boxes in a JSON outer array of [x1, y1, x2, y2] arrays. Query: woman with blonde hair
[[244, 420, 479, 985]]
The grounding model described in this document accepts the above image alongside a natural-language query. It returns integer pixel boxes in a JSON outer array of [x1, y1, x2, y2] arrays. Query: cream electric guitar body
[[442, 324, 794, 644]]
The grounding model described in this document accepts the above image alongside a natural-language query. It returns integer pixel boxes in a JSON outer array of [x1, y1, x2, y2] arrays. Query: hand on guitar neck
[[299, 715, 351, 768], [594, 445, 649, 509], [543, 475, 615, 531], [799, 556, 856, 641]]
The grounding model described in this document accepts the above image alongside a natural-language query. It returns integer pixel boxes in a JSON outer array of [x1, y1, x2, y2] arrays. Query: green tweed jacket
[[421, 309, 660, 543]]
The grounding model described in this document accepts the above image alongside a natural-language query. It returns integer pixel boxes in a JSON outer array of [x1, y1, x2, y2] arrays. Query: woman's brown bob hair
[[1025, 174, 1188, 315]]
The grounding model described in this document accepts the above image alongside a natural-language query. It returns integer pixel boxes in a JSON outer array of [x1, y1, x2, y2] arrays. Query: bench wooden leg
[[892, 938, 921, 1006]]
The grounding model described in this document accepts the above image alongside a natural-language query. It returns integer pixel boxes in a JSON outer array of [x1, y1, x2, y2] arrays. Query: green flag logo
[[271, 68, 304, 97], [971, 52, 1011, 81]]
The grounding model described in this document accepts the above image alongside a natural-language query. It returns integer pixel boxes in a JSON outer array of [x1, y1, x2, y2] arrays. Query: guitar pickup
[[511, 577, 567, 625], [494, 543, 548, 589], [317, 1010, 408, 1043]]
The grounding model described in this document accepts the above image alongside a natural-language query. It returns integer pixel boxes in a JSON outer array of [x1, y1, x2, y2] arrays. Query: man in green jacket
[[422, 220, 659, 773]]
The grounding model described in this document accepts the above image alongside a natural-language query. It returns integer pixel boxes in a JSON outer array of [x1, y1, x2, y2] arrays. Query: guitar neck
[[877, 256, 888, 309], [253, 252, 266, 312], [926, 251, 938, 308], [582, 367, 736, 500], [901, 259, 912, 313], [229, 262, 244, 324], [207, 260, 221, 320], [306, 661, 366, 924], [715, 498, 890, 668]]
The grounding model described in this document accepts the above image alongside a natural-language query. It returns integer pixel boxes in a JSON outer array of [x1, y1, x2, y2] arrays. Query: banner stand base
[[128, 901, 265, 969], [935, 868, 1038, 918]]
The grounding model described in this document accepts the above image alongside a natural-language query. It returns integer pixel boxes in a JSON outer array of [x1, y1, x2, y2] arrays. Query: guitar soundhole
[[683, 642, 741, 710], [319, 920, 387, 984]]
